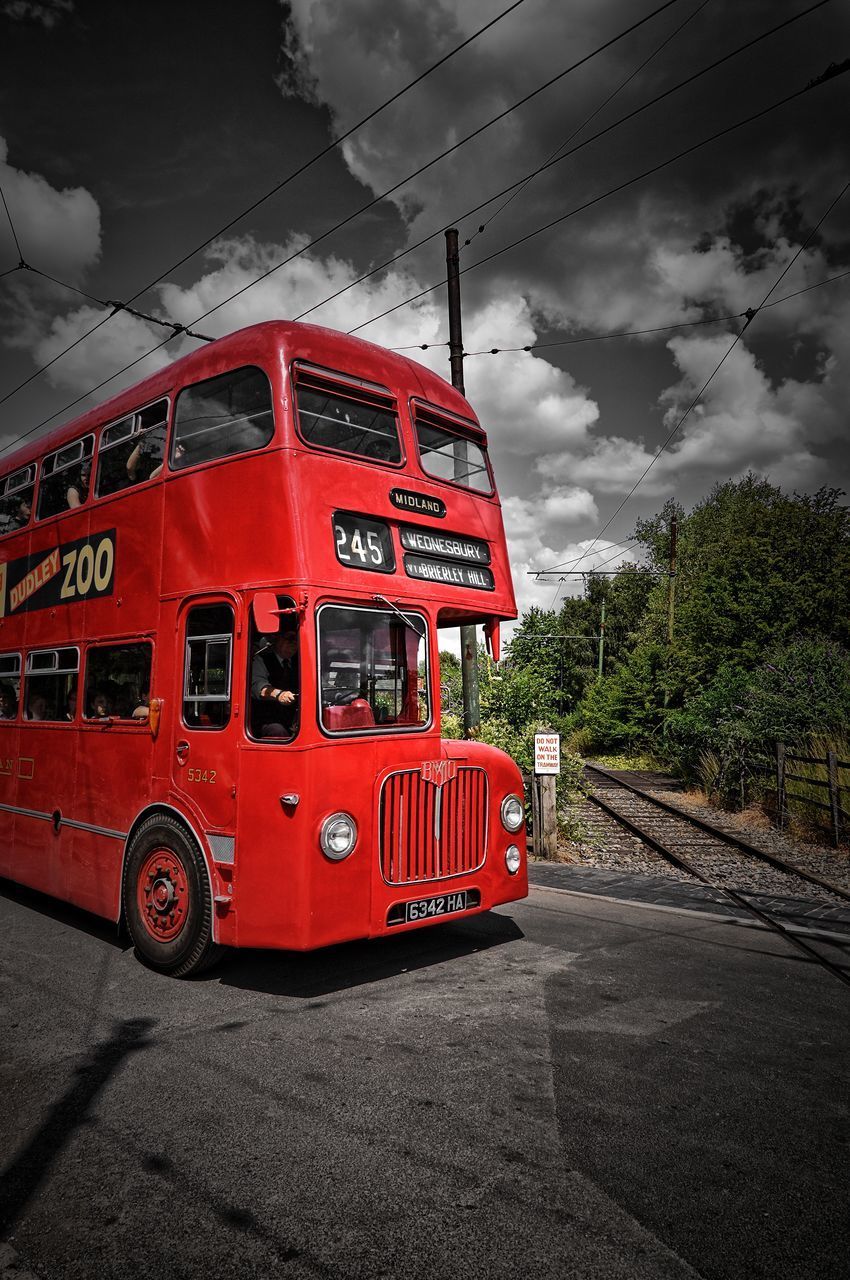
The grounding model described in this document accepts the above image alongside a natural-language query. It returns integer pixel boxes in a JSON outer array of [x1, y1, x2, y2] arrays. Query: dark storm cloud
[[0, 0, 847, 623], [1, 0, 74, 27]]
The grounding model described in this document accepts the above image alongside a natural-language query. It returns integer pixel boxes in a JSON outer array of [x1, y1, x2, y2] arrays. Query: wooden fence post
[[776, 743, 786, 831], [828, 750, 840, 848], [540, 775, 558, 859]]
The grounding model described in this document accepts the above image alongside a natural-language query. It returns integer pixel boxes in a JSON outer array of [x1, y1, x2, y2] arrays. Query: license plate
[[404, 890, 468, 924]]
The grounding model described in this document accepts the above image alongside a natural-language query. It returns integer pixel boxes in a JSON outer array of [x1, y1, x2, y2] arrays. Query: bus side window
[[294, 375, 401, 464], [0, 653, 21, 719], [183, 604, 233, 730], [84, 643, 153, 720], [24, 648, 79, 722], [37, 437, 94, 520], [0, 466, 35, 535], [171, 366, 274, 470], [247, 594, 299, 742], [96, 400, 168, 498]]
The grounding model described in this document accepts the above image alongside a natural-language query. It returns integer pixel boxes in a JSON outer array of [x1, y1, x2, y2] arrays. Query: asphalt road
[[1, 879, 848, 1280]]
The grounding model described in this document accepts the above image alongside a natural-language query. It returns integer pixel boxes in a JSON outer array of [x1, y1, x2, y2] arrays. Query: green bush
[[664, 637, 850, 806]]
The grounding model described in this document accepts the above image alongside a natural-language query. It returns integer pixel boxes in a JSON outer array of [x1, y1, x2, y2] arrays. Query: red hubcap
[[137, 849, 189, 942]]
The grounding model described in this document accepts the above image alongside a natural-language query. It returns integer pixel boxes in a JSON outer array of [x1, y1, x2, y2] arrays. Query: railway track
[[584, 763, 850, 906], [582, 762, 850, 989]]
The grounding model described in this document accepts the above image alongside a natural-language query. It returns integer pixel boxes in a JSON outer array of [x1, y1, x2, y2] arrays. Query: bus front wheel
[[123, 815, 222, 978]]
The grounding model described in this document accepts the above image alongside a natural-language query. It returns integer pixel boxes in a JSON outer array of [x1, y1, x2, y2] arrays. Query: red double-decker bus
[[0, 321, 527, 975]]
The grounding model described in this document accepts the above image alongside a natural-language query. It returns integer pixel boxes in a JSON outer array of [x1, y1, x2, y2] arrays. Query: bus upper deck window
[[37, 436, 95, 520], [294, 373, 401, 464], [96, 399, 168, 497], [0, 465, 35, 535], [171, 366, 274, 470], [414, 412, 492, 494]]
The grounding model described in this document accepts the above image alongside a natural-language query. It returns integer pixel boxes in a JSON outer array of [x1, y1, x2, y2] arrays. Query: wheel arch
[[118, 803, 218, 941]]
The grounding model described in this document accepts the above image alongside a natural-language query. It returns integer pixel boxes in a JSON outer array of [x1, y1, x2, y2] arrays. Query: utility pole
[[597, 598, 606, 682], [666, 513, 678, 646], [445, 228, 480, 738]]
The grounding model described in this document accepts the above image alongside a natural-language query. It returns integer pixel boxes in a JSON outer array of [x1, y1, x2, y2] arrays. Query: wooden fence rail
[[776, 745, 849, 847]]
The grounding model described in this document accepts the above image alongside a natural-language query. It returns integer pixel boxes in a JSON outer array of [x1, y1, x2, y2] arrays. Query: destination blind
[[403, 553, 494, 591], [398, 525, 490, 565]]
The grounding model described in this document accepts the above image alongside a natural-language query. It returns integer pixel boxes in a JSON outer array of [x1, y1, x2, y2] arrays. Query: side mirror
[[253, 592, 281, 634]]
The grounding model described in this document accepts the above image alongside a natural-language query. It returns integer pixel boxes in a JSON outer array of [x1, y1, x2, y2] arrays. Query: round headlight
[[320, 812, 357, 861], [501, 794, 524, 832], [505, 845, 521, 875]]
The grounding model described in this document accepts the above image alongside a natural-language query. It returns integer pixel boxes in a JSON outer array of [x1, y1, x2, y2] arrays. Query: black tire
[[123, 814, 223, 978]]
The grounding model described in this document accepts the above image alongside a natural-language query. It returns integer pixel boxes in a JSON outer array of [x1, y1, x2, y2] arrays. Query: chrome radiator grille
[[379, 766, 488, 885]]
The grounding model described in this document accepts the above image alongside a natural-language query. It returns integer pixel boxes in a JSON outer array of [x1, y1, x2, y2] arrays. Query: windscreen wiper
[[372, 594, 426, 638]]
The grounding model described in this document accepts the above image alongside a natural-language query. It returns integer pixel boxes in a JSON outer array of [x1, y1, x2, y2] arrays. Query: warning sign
[[534, 732, 560, 776]]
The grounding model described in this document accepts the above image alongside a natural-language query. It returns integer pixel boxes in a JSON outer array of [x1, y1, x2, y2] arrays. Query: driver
[[251, 624, 299, 739]]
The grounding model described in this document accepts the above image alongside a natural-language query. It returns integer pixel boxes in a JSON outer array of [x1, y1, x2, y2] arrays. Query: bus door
[[170, 598, 239, 836]]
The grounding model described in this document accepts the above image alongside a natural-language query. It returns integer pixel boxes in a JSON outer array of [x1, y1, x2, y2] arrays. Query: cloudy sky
[[0, 0, 847, 625]]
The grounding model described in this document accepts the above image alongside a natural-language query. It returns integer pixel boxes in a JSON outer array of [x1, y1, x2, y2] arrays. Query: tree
[[634, 478, 850, 687]]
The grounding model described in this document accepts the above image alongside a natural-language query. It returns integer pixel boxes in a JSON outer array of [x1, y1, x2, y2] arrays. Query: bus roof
[[1, 320, 482, 474]]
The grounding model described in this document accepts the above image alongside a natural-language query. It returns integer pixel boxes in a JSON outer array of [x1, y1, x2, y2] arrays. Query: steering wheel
[[332, 690, 360, 706]]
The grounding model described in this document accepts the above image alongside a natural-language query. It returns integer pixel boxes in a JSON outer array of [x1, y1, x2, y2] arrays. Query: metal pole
[[445, 228, 480, 738], [667, 513, 678, 646], [596, 599, 605, 682]]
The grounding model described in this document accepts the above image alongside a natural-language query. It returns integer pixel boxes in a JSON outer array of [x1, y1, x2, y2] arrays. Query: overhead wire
[[456, 265, 850, 356], [462, 0, 714, 250], [1, 56, 841, 465], [348, 57, 847, 337], [117, 0, 532, 305], [290, 1, 829, 331], [0, 11, 841, 463], [0, 0, 688, 451], [0, 178, 24, 263], [538, 538, 640, 574], [548, 177, 850, 587], [0, 0, 531, 407], [185, 0, 686, 330], [545, 540, 648, 609], [0, 271, 213, 414]]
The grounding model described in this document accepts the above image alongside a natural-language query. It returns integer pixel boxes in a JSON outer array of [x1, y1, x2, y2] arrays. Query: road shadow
[[215, 909, 525, 998], [1, 876, 525, 996], [0, 877, 128, 952], [0, 1017, 155, 1239]]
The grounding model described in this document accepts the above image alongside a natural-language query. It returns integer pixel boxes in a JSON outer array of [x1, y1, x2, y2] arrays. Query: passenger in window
[[16, 494, 32, 526], [133, 690, 150, 720], [127, 433, 170, 483], [66, 461, 90, 508], [27, 694, 48, 721], [65, 689, 77, 721], [90, 690, 112, 718], [0, 683, 17, 718], [251, 624, 299, 739]]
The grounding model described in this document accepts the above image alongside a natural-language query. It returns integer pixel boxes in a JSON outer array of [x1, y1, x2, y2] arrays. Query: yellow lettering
[[60, 549, 77, 599]]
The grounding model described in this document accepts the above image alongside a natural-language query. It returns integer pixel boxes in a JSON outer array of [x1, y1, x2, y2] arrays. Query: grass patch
[[585, 750, 671, 773]]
